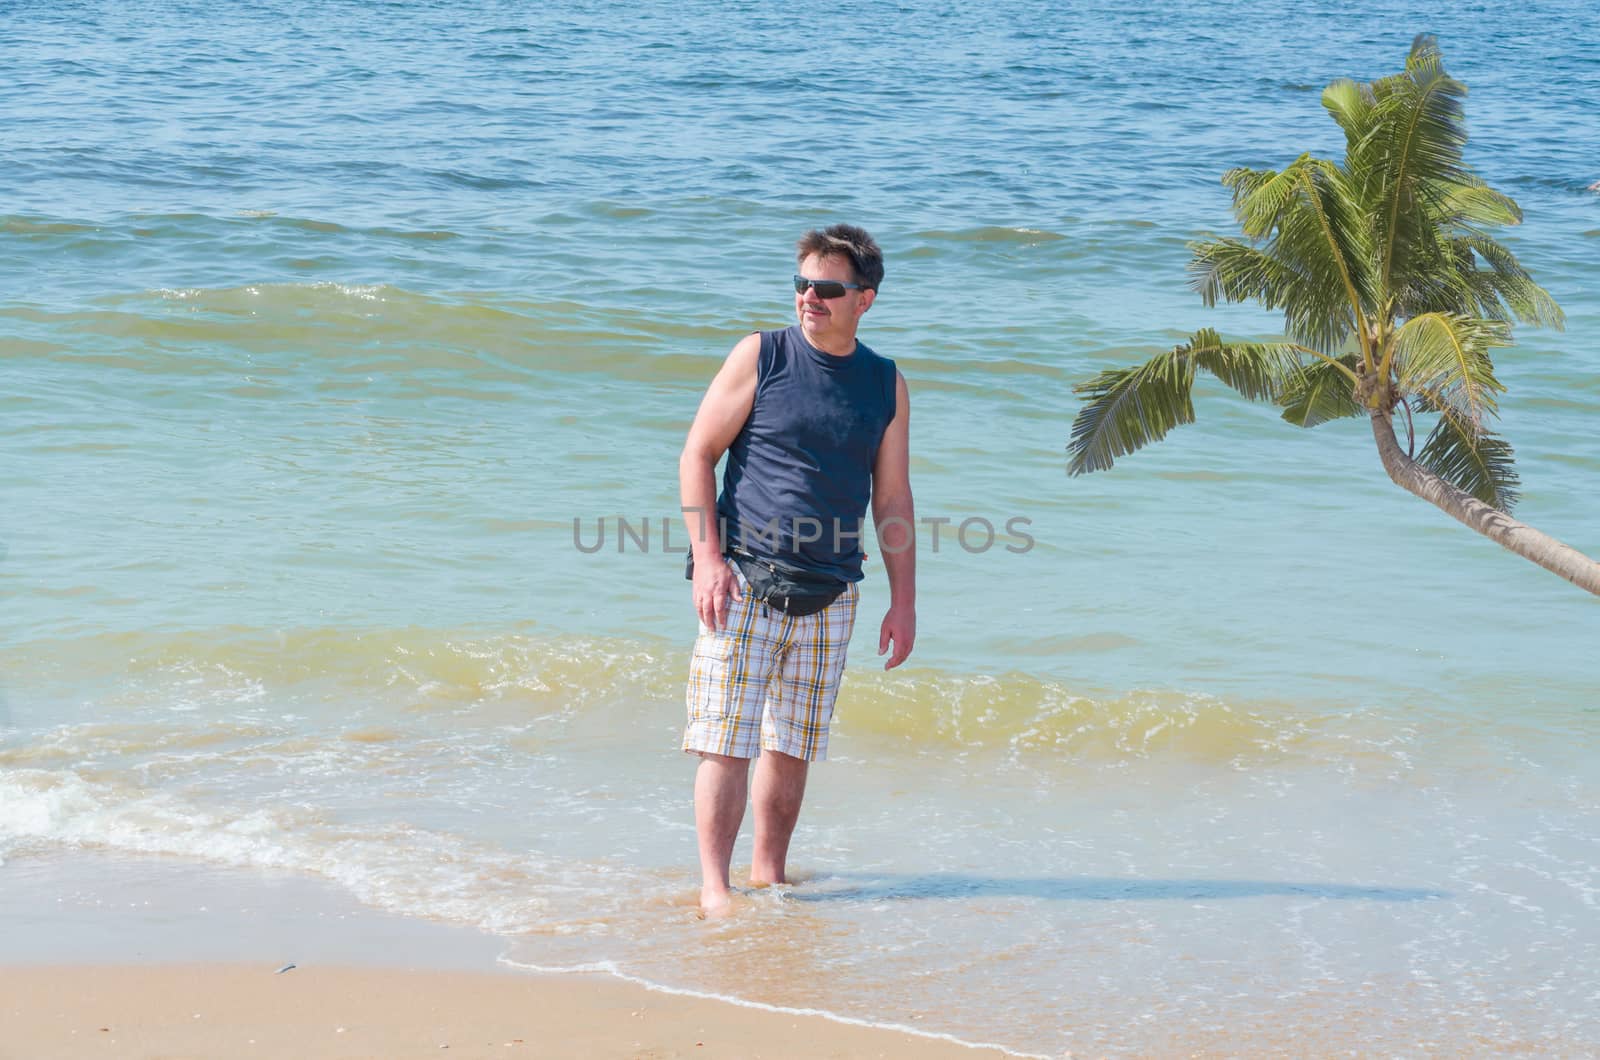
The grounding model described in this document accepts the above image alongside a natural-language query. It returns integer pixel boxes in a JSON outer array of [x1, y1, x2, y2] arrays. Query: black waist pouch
[[686, 549, 848, 617]]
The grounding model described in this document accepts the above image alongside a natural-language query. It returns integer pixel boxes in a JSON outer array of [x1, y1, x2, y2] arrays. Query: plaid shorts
[[682, 560, 859, 761]]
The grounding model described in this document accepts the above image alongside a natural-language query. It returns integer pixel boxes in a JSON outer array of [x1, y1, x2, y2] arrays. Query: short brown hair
[[796, 224, 884, 291]]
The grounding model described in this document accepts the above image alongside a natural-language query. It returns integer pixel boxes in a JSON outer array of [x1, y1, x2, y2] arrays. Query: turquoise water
[[4, 2, 1598, 1053]]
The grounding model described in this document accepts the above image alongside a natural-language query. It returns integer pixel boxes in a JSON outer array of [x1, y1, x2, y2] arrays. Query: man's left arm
[[871, 370, 915, 670]]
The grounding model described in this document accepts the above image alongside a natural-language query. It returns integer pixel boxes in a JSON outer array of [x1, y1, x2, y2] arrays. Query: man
[[678, 223, 915, 915]]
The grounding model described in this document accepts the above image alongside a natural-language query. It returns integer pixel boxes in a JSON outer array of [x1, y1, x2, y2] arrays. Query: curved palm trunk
[[1369, 413, 1600, 596]]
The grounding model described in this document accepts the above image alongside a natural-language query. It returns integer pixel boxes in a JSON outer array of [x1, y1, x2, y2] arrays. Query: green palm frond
[[1416, 412, 1521, 511], [1321, 78, 1379, 151], [1068, 332, 1304, 475], [1189, 238, 1356, 352], [1455, 233, 1566, 328], [1223, 160, 1308, 239], [1261, 158, 1376, 351], [1392, 236, 1481, 320], [1205, 159, 1374, 354], [1389, 312, 1509, 428], [1310, 157, 1381, 319], [1278, 355, 1363, 427], [1188, 238, 1299, 307], [1364, 36, 1473, 297], [1384, 177, 1563, 327], [1067, 350, 1197, 476], [1190, 331, 1303, 400], [1441, 182, 1522, 227]]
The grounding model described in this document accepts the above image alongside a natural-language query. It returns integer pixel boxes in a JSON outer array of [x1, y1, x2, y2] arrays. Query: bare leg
[[694, 753, 750, 913], [750, 750, 809, 886]]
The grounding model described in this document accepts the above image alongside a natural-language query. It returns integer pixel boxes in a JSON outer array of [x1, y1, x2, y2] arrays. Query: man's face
[[795, 252, 874, 343]]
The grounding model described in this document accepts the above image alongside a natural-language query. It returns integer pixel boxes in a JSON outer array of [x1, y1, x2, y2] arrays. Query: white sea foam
[[0, 768, 552, 935], [498, 955, 1052, 1059]]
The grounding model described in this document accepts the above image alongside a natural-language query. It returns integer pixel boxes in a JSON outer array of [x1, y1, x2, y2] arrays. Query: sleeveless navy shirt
[[716, 325, 897, 582]]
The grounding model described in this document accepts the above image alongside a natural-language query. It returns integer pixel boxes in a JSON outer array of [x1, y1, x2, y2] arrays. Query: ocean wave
[[1, 215, 101, 236], [0, 768, 562, 934], [837, 670, 1313, 763], [2, 211, 460, 263], [6, 627, 673, 717], [4, 626, 1421, 768], [911, 225, 1068, 245], [2, 283, 736, 384]]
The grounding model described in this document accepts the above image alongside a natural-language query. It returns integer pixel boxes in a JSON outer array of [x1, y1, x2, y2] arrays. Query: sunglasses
[[793, 275, 866, 299]]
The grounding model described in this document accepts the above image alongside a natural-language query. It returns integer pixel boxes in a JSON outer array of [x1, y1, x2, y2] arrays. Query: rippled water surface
[[4, 1, 1598, 1054]]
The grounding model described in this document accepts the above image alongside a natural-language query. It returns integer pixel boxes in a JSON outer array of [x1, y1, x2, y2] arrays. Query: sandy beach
[[0, 852, 1014, 1059], [0, 964, 1010, 1059]]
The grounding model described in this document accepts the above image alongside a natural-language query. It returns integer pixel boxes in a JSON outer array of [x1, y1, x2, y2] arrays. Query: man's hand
[[878, 603, 916, 670], [693, 559, 743, 631]]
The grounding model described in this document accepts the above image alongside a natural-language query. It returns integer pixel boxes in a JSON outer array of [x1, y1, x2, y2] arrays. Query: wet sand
[[0, 851, 1013, 1058], [0, 963, 1011, 1059]]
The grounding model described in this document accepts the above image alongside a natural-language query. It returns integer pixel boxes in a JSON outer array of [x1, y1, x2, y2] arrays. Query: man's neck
[[801, 322, 859, 357]]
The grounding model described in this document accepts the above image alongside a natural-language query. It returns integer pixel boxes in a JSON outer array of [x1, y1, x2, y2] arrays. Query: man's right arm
[[679, 332, 760, 630]]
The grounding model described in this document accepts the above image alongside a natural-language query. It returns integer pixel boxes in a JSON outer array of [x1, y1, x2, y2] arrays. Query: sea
[[3, 1, 1597, 1054]]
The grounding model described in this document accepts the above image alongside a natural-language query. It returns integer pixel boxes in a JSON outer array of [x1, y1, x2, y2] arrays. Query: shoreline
[[499, 957, 1038, 1058], [0, 964, 1017, 1059], [0, 849, 1020, 1058]]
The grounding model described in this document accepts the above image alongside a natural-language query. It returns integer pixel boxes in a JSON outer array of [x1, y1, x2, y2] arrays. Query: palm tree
[[1067, 35, 1600, 596]]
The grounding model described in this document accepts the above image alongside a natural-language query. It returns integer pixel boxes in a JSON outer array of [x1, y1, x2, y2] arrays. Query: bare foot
[[699, 888, 734, 919]]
